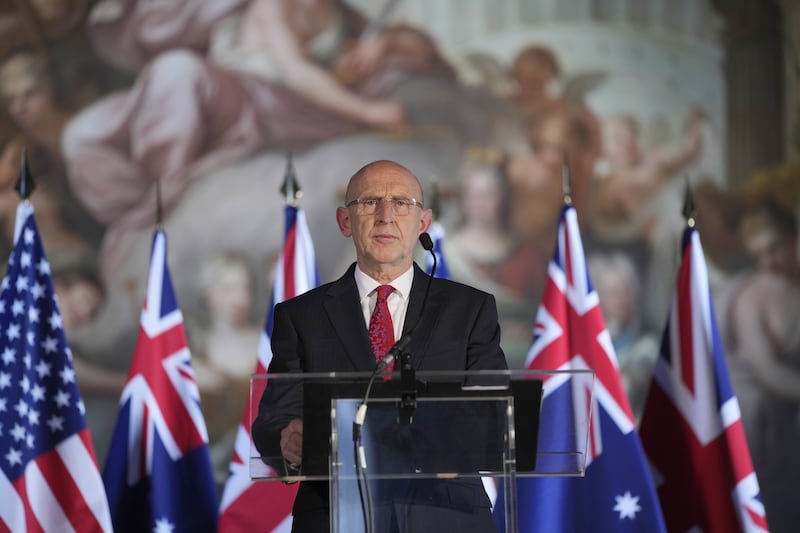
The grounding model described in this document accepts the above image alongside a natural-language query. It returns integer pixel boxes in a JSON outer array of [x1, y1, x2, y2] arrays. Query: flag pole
[[14, 147, 36, 200], [280, 151, 302, 206], [562, 154, 572, 206], [155, 172, 163, 228]]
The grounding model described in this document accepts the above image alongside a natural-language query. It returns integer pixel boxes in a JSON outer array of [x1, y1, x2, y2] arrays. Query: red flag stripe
[[36, 442, 106, 533], [11, 476, 45, 533], [677, 244, 695, 394], [282, 224, 297, 297]]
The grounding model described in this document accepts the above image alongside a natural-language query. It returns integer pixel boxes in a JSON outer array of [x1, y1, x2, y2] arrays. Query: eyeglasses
[[345, 197, 423, 216]]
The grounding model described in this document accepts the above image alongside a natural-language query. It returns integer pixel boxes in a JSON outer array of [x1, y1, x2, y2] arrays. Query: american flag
[[0, 202, 112, 532], [102, 230, 218, 532], [496, 204, 667, 532], [640, 225, 769, 532], [218, 205, 319, 532]]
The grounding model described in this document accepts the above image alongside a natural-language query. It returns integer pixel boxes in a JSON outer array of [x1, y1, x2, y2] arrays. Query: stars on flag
[[613, 491, 643, 520], [0, 218, 86, 482], [154, 517, 176, 533]]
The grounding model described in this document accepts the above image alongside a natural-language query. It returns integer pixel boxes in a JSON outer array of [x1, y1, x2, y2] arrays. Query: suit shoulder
[[431, 276, 494, 301], [274, 282, 334, 310]]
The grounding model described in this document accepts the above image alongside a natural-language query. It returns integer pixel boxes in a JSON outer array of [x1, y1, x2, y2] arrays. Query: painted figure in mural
[[725, 164, 800, 532], [443, 154, 545, 366], [49, 254, 127, 395], [504, 103, 599, 269], [62, 0, 455, 278], [587, 251, 658, 421], [588, 107, 720, 330], [0, 50, 102, 259], [588, 109, 707, 242], [187, 249, 265, 486], [498, 44, 604, 269], [508, 45, 562, 127]]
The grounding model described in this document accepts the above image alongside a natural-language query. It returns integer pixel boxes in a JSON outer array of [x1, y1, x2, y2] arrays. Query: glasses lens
[[353, 198, 416, 215], [393, 200, 410, 215]]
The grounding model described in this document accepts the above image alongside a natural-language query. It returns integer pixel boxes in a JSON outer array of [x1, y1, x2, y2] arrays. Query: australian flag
[[497, 204, 667, 532], [218, 205, 320, 532], [0, 202, 112, 532], [103, 230, 218, 532], [640, 225, 769, 532]]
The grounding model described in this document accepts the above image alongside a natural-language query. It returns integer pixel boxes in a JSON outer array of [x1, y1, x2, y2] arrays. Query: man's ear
[[336, 206, 352, 237], [419, 208, 433, 233]]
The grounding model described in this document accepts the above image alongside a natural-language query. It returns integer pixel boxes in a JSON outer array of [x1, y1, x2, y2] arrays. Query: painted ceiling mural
[[1, 1, 798, 530]]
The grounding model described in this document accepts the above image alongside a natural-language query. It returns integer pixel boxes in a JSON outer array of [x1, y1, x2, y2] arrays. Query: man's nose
[[375, 199, 395, 220]]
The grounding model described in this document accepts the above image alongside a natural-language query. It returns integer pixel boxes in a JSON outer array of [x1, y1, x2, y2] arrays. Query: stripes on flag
[[219, 205, 320, 532], [103, 230, 218, 533], [495, 204, 666, 532], [640, 226, 769, 533], [0, 202, 112, 532]]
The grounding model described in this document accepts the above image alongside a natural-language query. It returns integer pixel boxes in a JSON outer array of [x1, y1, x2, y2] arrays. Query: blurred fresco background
[[1, 0, 799, 529]]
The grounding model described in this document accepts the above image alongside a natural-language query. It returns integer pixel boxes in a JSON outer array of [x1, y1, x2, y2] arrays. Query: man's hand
[[280, 418, 303, 466]]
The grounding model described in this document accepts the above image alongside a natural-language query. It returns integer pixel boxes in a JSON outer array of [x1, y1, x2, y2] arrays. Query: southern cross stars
[[613, 491, 642, 520]]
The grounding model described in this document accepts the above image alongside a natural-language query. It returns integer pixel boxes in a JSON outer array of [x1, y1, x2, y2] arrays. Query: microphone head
[[419, 232, 434, 251]]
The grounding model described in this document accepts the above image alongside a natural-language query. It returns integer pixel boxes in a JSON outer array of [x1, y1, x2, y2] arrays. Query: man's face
[[337, 163, 432, 280]]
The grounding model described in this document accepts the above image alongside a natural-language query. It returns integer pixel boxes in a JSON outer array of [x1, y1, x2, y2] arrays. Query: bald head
[[337, 159, 432, 282], [345, 160, 425, 206]]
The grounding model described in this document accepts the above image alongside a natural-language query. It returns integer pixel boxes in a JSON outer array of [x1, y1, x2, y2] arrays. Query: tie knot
[[375, 285, 394, 302]]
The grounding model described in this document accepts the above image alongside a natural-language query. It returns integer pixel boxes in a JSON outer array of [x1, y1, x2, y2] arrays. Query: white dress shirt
[[354, 265, 414, 342]]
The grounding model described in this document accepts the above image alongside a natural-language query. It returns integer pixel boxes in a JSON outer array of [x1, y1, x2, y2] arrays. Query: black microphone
[[375, 232, 437, 370], [397, 232, 436, 425], [353, 232, 438, 487]]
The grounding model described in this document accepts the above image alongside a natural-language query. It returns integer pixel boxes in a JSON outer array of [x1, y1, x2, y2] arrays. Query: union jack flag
[[103, 230, 218, 532], [0, 202, 112, 532], [640, 225, 769, 532], [218, 205, 319, 532], [496, 204, 666, 532]]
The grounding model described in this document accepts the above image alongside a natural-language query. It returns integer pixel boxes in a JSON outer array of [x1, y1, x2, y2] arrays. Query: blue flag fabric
[[495, 205, 667, 532], [0, 203, 112, 532], [103, 230, 218, 532], [425, 222, 451, 280], [640, 226, 768, 532]]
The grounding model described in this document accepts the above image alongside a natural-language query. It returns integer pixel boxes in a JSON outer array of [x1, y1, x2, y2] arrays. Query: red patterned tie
[[368, 285, 395, 368]]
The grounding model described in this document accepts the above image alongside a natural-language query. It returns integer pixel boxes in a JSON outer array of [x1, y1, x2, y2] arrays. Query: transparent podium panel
[[249, 369, 594, 533]]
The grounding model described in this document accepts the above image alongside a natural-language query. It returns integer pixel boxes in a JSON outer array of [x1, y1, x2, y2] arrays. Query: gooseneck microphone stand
[[352, 233, 438, 533]]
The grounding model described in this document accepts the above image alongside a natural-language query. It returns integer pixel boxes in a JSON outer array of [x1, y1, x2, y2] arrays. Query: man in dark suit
[[252, 159, 507, 532]]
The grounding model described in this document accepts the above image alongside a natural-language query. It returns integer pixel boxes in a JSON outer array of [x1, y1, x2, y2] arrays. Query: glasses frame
[[345, 197, 424, 216]]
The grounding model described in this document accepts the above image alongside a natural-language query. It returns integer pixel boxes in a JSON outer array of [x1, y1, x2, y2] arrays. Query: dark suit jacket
[[252, 262, 507, 531]]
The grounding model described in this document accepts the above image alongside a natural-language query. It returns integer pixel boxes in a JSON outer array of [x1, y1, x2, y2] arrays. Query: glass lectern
[[249, 369, 594, 533]]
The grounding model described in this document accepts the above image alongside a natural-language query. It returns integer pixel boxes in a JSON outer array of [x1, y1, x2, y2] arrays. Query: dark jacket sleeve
[[251, 301, 304, 460]]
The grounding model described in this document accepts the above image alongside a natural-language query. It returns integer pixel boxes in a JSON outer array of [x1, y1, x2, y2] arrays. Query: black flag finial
[[280, 152, 302, 206], [14, 148, 36, 200], [682, 177, 695, 227]]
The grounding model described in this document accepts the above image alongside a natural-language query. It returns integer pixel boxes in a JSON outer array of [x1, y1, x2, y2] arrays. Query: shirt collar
[[354, 264, 414, 301]]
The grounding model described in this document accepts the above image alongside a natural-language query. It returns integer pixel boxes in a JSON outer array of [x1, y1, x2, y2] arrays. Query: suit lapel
[[403, 264, 441, 368], [323, 264, 375, 371]]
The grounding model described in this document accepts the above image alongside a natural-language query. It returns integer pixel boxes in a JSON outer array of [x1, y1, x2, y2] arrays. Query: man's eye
[[364, 199, 379, 207], [394, 199, 409, 208]]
